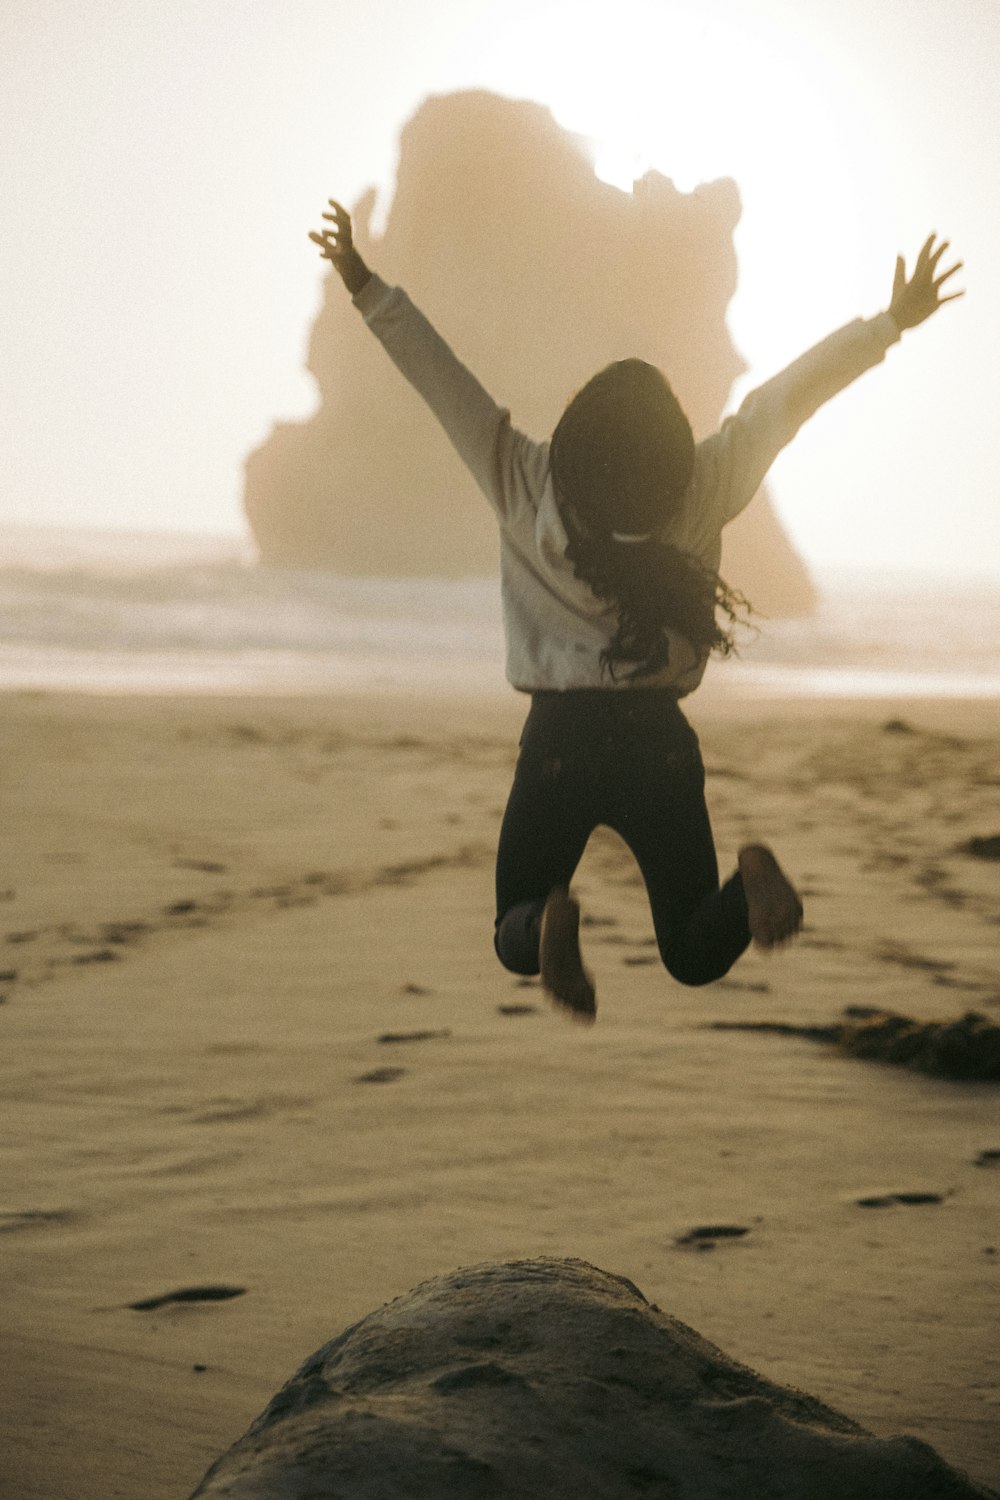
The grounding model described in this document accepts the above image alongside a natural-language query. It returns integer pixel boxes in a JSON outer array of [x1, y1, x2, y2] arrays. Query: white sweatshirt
[[354, 274, 900, 696]]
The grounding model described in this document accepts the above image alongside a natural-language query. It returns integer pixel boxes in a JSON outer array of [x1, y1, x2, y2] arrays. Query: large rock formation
[[190, 1257, 993, 1498], [245, 91, 815, 614]]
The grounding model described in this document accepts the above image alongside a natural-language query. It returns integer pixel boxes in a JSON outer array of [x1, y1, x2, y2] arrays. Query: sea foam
[[1, 525, 997, 697]]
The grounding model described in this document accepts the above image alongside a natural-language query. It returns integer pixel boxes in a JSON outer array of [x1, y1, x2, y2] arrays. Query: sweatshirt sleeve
[[353, 275, 550, 528], [697, 311, 902, 526]]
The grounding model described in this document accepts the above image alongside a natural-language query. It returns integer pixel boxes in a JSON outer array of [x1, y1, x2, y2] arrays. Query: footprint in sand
[[959, 834, 1000, 861], [497, 1003, 539, 1017], [377, 1029, 451, 1044], [191, 1096, 312, 1124], [855, 1192, 946, 1208], [0, 1209, 79, 1232], [226, 723, 268, 744], [354, 1067, 406, 1085], [675, 1225, 750, 1251], [129, 1285, 246, 1311], [974, 1150, 1000, 1168], [933, 974, 999, 994], [101, 921, 149, 946]]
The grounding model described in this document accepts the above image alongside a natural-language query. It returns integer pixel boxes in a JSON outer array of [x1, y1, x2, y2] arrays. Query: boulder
[[190, 1256, 992, 1498]]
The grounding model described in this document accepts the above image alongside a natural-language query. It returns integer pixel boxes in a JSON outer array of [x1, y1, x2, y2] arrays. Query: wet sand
[[1, 685, 998, 1496]]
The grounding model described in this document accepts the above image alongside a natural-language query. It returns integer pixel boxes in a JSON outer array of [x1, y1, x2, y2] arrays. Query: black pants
[[494, 690, 751, 987]]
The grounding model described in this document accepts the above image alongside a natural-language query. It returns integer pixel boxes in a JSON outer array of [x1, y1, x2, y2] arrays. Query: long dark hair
[[550, 358, 750, 681]]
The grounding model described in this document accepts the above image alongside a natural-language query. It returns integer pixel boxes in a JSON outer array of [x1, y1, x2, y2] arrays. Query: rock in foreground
[[190, 1257, 993, 1499]]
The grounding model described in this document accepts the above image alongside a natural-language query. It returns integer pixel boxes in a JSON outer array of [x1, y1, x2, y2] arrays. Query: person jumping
[[310, 202, 961, 1022]]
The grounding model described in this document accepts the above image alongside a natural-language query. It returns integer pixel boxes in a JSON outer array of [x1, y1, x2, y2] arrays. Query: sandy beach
[[1, 684, 998, 1497]]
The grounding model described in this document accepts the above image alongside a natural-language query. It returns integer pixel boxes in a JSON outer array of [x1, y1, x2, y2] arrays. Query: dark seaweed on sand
[[708, 1009, 1000, 1082]]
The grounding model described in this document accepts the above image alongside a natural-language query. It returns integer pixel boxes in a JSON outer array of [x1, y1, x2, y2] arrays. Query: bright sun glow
[[425, 0, 946, 572], [3, 0, 988, 573], [443, 0, 895, 388]]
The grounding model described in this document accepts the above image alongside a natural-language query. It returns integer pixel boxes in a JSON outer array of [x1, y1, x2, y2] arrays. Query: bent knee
[[494, 905, 543, 976]]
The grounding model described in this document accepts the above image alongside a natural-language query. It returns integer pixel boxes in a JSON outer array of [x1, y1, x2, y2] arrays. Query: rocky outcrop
[[190, 1256, 992, 1498], [245, 91, 815, 614]]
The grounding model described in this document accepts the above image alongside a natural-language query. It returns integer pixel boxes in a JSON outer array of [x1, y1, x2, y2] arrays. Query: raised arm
[[702, 234, 964, 526], [309, 200, 549, 527], [888, 232, 964, 331], [309, 199, 372, 296]]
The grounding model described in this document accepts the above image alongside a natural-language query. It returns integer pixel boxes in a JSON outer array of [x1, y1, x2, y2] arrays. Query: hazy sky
[[2, 0, 998, 577]]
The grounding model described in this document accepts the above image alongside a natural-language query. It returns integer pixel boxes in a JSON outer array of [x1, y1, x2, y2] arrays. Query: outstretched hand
[[308, 199, 371, 296], [888, 233, 963, 331]]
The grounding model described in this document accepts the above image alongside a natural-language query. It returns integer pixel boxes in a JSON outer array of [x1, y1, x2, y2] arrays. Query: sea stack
[[245, 90, 815, 616]]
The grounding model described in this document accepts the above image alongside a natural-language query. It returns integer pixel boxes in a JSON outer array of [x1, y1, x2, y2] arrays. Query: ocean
[[1, 524, 997, 699]]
